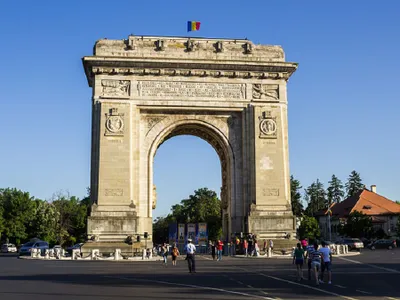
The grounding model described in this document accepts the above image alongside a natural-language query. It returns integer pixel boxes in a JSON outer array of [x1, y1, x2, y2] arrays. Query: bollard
[[336, 245, 341, 255], [114, 249, 121, 261], [72, 249, 80, 260], [142, 249, 146, 260], [345, 245, 349, 253], [91, 249, 99, 260], [45, 249, 50, 259], [30, 248, 36, 258], [268, 247, 272, 257], [149, 249, 153, 259]]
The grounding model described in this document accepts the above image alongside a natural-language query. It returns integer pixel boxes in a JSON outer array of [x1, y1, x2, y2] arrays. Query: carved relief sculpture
[[252, 84, 279, 101], [259, 111, 277, 139], [101, 80, 130, 97], [105, 108, 124, 136]]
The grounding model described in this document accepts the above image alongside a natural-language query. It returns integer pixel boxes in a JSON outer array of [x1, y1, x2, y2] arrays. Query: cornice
[[82, 58, 297, 87]]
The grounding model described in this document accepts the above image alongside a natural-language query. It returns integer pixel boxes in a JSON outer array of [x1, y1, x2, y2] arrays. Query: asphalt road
[[0, 249, 399, 300]]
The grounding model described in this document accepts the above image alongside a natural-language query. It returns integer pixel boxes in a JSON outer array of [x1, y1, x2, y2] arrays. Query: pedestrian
[[319, 241, 332, 284], [305, 239, 314, 280], [293, 242, 305, 281], [269, 239, 274, 252], [255, 240, 260, 256], [243, 239, 248, 257], [301, 238, 308, 250], [248, 234, 253, 254], [263, 240, 267, 252], [161, 243, 168, 266], [211, 241, 216, 260], [171, 243, 180, 266], [185, 238, 196, 273], [309, 242, 322, 286], [217, 239, 224, 261]]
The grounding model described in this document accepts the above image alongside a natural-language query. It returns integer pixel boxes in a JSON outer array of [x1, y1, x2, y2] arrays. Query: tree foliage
[[345, 170, 364, 198], [304, 179, 327, 216], [153, 188, 222, 244], [290, 175, 304, 216], [298, 216, 320, 240], [0, 188, 89, 247], [343, 211, 372, 238], [327, 174, 344, 205]]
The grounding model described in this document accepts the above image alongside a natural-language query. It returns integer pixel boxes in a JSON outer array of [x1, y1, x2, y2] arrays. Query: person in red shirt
[[243, 239, 248, 257], [217, 240, 224, 261]]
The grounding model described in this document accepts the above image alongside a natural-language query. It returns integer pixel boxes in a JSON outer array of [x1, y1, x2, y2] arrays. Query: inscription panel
[[105, 188, 123, 196], [137, 81, 245, 99]]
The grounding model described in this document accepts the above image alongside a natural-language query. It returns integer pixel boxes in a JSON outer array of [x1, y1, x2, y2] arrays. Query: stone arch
[[146, 116, 236, 238]]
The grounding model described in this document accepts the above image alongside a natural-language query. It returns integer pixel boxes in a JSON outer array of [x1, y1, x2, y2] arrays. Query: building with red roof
[[316, 185, 400, 240]]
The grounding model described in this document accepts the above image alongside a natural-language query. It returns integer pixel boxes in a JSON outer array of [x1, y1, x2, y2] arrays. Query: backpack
[[172, 247, 179, 256]]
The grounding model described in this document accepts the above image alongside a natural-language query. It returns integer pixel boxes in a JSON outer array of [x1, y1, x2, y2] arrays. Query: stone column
[[246, 83, 295, 239]]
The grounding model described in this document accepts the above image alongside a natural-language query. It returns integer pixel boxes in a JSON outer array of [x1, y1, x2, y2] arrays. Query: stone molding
[[90, 66, 291, 80]]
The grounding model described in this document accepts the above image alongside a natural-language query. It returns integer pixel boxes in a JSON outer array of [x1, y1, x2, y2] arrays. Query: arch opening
[[148, 120, 235, 242]]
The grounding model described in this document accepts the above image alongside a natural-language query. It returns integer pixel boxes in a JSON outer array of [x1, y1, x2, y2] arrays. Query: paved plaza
[[1, 250, 399, 300]]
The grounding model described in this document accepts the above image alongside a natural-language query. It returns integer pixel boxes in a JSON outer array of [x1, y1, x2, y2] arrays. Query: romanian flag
[[187, 21, 201, 32]]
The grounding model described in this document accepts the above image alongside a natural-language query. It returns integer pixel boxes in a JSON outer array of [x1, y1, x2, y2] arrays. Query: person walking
[[243, 239, 248, 257], [210, 241, 216, 260], [309, 242, 322, 286], [319, 241, 332, 284], [171, 243, 180, 266], [185, 238, 196, 273], [161, 243, 168, 266], [217, 240, 224, 261], [305, 239, 315, 280], [269, 239, 274, 253], [293, 243, 305, 281]]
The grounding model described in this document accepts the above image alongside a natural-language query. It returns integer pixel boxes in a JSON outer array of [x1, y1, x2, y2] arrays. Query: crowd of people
[[293, 239, 333, 285], [157, 235, 333, 285]]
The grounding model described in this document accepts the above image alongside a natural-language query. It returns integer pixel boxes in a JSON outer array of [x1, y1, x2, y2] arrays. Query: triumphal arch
[[82, 35, 298, 250]]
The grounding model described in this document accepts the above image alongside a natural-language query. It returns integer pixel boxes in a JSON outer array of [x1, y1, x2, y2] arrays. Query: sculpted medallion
[[105, 108, 124, 136], [259, 111, 277, 139]]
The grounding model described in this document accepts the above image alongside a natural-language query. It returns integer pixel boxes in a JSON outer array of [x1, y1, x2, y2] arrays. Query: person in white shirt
[[319, 241, 332, 284], [185, 238, 196, 273]]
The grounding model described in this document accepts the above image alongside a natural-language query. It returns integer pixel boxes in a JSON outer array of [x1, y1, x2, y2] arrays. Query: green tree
[[26, 199, 58, 244], [152, 188, 222, 243], [344, 211, 372, 238], [52, 193, 89, 246], [304, 179, 327, 216], [345, 170, 364, 198], [327, 174, 345, 205], [0, 204, 4, 241], [298, 216, 320, 240], [290, 175, 304, 216], [0, 188, 35, 245]]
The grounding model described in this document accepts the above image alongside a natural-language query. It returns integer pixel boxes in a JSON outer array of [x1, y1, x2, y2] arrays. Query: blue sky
[[1, 1, 399, 218]]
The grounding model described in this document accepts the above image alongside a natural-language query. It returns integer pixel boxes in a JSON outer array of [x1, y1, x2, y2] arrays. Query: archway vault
[[146, 115, 236, 239]]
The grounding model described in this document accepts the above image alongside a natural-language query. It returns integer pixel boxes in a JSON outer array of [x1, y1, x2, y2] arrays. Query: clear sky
[[1, 1, 399, 218]]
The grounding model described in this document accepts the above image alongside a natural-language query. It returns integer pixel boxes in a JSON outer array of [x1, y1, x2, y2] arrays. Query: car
[[1, 243, 17, 253], [338, 238, 364, 251], [368, 239, 397, 250], [19, 240, 49, 256], [52, 245, 62, 252], [66, 243, 84, 255]]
